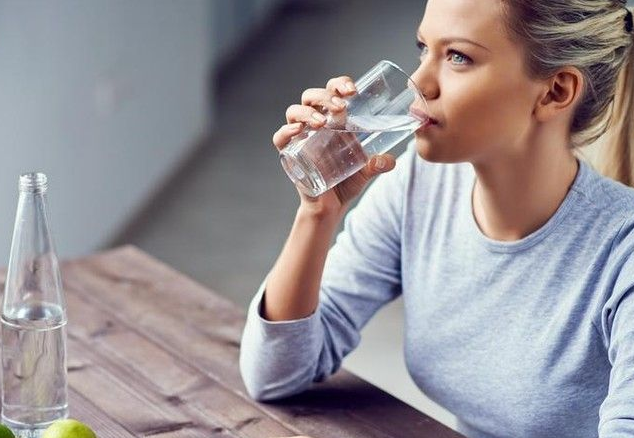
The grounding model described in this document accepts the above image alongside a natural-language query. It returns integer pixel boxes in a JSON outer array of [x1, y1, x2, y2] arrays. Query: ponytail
[[595, 16, 634, 187], [501, 0, 634, 186]]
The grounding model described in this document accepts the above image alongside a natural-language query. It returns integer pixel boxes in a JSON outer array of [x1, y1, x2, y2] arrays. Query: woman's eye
[[449, 50, 472, 65], [417, 41, 471, 66]]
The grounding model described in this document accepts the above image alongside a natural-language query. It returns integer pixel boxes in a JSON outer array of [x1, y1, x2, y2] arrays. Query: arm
[[599, 220, 634, 437], [239, 147, 414, 401], [262, 205, 344, 322]]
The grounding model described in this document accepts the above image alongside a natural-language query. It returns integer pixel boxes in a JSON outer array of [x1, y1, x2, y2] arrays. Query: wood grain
[[0, 246, 465, 438]]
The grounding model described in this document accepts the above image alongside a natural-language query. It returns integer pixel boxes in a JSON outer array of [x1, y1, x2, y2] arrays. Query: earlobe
[[534, 68, 584, 123]]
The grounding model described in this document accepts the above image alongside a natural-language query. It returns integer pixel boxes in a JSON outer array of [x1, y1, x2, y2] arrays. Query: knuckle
[[301, 88, 320, 102], [327, 75, 354, 93], [285, 104, 300, 119], [272, 130, 282, 144], [326, 77, 341, 89], [272, 133, 286, 149]]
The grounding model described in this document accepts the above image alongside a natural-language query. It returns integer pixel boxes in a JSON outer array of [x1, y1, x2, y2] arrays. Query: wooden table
[[2, 246, 465, 437]]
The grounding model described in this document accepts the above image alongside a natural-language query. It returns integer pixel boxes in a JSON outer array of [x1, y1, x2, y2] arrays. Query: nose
[[410, 60, 439, 101]]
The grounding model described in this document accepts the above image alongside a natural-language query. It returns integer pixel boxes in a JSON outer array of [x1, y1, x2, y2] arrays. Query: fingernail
[[331, 96, 346, 108], [345, 82, 356, 92], [374, 156, 386, 169], [312, 112, 327, 122], [289, 122, 303, 130]]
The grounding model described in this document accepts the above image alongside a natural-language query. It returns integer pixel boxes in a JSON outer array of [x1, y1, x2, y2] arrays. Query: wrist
[[296, 202, 345, 226]]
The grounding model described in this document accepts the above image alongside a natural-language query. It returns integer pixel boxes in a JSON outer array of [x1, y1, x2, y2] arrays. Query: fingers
[[275, 75, 358, 151], [325, 76, 357, 96], [285, 104, 328, 128], [301, 88, 348, 112], [272, 122, 304, 150], [284, 76, 357, 127], [302, 76, 356, 110]]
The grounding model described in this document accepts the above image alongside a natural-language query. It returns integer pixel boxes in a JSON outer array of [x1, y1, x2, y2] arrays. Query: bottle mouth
[[19, 172, 48, 193]]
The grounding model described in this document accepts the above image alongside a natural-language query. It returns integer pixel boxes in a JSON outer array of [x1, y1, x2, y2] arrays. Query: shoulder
[[562, 159, 634, 263], [578, 161, 634, 311], [573, 159, 634, 228]]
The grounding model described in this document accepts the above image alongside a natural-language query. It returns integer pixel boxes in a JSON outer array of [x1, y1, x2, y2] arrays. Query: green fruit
[[0, 424, 15, 438], [41, 419, 96, 438]]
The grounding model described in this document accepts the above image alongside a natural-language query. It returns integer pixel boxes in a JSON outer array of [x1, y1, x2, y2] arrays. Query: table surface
[[1, 246, 465, 438]]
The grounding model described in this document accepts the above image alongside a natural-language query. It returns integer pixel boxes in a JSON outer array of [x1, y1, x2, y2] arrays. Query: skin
[[411, 0, 581, 241], [263, 1, 584, 432]]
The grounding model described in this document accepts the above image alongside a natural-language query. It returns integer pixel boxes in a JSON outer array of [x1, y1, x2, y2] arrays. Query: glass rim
[[377, 59, 426, 103]]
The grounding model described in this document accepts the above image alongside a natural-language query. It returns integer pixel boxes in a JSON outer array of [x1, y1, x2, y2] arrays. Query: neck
[[471, 134, 579, 242]]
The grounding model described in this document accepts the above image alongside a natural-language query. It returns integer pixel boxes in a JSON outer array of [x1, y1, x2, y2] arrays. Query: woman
[[239, 0, 634, 436]]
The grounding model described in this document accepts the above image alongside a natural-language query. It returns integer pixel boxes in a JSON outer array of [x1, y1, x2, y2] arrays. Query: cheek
[[416, 67, 534, 162], [416, 69, 536, 163], [443, 74, 532, 147]]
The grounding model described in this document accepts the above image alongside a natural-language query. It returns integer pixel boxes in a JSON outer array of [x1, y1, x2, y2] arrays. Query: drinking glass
[[280, 60, 428, 197]]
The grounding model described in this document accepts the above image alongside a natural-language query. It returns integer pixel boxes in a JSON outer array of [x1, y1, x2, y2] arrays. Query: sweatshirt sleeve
[[239, 146, 414, 402], [598, 219, 634, 437]]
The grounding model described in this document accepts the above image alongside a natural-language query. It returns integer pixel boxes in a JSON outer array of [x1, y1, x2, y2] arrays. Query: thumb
[[359, 154, 396, 180]]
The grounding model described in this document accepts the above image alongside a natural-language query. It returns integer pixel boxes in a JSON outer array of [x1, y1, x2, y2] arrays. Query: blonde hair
[[501, 0, 634, 186]]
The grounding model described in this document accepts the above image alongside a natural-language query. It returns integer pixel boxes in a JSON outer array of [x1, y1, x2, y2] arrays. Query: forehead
[[418, 0, 508, 45]]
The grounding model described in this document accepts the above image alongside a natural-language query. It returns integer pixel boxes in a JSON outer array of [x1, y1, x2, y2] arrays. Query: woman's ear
[[534, 67, 584, 123]]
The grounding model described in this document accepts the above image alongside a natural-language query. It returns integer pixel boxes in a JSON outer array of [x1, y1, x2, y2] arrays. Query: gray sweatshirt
[[240, 144, 634, 438]]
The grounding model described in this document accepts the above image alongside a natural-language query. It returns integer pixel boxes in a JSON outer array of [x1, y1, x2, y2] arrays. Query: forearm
[[263, 206, 344, 321]]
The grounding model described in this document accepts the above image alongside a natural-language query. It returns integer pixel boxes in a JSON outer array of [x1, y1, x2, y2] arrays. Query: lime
[[0, 424, 15, 438], [41, 420, 96, 438]]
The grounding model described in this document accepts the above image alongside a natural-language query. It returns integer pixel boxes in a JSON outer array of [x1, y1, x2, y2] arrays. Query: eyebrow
[[416, 32, 491, 52]]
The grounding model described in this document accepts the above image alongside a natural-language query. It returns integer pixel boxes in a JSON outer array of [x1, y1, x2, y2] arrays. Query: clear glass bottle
[[1, 173, 68, 437]]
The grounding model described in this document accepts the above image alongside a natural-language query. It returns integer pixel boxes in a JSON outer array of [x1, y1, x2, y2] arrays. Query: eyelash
[[415, 40, 473, 66]]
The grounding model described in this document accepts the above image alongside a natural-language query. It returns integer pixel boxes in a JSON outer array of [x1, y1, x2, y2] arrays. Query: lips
[[409, 105, 439, 126]]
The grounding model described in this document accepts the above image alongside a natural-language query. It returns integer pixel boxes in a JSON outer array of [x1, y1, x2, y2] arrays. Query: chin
[[414, 136, 453, 163]]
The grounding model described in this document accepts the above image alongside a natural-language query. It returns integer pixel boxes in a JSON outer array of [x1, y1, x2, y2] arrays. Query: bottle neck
[[16, 190, 51, 250], [4, 181, 65, 318], [19, 172, 48, 194]]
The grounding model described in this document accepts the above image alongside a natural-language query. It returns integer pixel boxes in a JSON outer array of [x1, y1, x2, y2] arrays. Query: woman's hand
[[273, 75, 396, 219]]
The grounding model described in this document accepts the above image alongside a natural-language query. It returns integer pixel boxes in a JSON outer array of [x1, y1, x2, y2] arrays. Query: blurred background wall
[[0, 0, 287, 260]]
